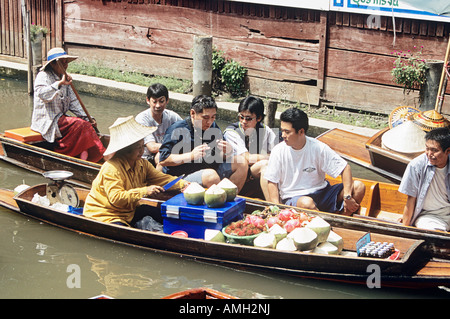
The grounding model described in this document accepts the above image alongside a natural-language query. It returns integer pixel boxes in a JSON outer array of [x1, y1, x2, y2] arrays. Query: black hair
[[279, 107, 309, 133], [238, 96, 265, 121], [425, 127, 450, 152], [146, 83, 169, 100], [191, 95, 217, 113]]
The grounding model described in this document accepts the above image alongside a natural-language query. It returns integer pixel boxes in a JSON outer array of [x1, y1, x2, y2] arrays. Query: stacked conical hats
[[388, 106, 420, 129], [409, 109, 450, 132], [382, 120, 426, 154]]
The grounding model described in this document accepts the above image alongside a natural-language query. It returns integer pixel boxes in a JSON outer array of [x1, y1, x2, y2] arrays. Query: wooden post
[[264, 100, 278, 128], [192, 35, 212, 97], [21, 0, 33, 95]]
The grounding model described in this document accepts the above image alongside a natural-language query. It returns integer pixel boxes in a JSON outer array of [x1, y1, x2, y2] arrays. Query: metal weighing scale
[[42, 170, 79, 207]]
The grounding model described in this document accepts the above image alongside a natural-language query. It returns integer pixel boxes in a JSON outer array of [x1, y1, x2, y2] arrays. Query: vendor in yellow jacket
[[83, 116, 185, 228]]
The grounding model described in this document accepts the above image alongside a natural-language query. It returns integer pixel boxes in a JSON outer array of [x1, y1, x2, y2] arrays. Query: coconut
[[217, 178, 238, 201], [253, 232, 277, 249], [275, 237, 297, 251], [288, 227, 318, 251], [13, 184, 30, 195], [183, 182, 205, 205], [326, 230, 344, 254], [204, 184, 227, 208], [268, 224, 287, 242], [313, 242, 340, 255], [204, 229, 226, 242], [306, 216, 331, 243]]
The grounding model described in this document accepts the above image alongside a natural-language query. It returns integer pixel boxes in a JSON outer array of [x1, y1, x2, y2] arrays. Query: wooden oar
[[434, 37, 450, 113], [55, 59, 99, 133]]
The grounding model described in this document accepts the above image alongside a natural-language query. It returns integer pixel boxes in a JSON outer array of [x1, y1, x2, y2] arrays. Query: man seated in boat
[[264, 107, 366, 215], [31, 48, 106, 162], [158, 95, 248, 192], [399, 127, 450, 231], [223, 96, 280, 200], [83, 116, 186, 228], [135, 83, 182, 169]]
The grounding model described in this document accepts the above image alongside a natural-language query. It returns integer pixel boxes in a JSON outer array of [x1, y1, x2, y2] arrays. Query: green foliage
[[30, 24, 49, 42], [391, 46, 428, 95], [212, 47, 247, 97]]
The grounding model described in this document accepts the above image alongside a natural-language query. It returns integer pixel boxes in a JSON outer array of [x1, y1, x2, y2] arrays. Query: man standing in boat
[[31, 47, 105, 162], [399, 127, 450, 231], [264, 107, 365, 215]]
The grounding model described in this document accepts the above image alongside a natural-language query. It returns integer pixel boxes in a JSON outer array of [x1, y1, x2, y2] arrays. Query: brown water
[[0, 76, 448, 299]]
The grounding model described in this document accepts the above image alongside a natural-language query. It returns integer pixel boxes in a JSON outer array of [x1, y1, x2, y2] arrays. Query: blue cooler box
[[161, 193, 246, 239]]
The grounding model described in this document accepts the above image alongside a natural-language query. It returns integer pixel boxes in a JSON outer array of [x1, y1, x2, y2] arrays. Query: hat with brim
[[41, 47, 78, 71], [103, 116, 157, 156], [408, 110, 450, 132]]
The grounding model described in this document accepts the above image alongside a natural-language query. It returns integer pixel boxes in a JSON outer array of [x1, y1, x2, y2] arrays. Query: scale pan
[[42, 170, 73, 181]]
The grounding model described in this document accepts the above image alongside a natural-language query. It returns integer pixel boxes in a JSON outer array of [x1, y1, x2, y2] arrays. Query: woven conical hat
[[409, 110, 450, 132], [382, 120, 426, 154], [103, 116, 156, 156], [388, 106, 420, 129]]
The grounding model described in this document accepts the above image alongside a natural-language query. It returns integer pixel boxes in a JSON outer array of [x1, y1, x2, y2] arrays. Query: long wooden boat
[[162, 288, 238, 299], [316, 127, 419, 183], [1, 184, 450, 289], [2, 128, 450, 259]]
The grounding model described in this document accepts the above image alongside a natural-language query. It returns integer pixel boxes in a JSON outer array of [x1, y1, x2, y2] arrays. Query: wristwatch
[[344, 195, 352, 200]]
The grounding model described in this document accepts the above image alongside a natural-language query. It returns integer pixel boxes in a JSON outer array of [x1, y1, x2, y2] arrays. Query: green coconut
[[204, 229, 226, 242], [268, 224, 287, 242], [253, 232, 277, 249], [275, 237, 297, 251], [217, 178, 238, 201], [288, 227, 318, 251], [313, 242, 340, 255], [326, 230, 344, 254], [183, 182, 205, 205], [305, 216, 331, 243], [204, 184, 227, 208], [13, 184, 30, 195]]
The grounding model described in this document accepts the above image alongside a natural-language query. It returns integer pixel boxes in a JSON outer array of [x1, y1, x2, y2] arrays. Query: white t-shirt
[[264, 137, 347, 200], [423, 164, 449, 211], [224, 124, 278, 156], [135, 109, 182, 157]]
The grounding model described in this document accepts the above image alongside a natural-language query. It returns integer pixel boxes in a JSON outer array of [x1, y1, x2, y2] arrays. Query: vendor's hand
[[191, 144, 210, 161], [343, 197, 360, 216], [146, 185, 165, 197]]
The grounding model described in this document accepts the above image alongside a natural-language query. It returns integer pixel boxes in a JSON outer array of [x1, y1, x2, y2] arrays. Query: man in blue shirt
[[399, 127, 450, 231], [159, 95, 248, 192]]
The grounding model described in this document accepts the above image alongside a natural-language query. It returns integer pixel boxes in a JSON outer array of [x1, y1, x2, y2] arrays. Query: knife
[[163, 174, 185, 191]]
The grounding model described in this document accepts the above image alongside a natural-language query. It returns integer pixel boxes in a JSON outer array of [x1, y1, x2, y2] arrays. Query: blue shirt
[[159, 117, 224, 176], [398, 153, 450, 224]]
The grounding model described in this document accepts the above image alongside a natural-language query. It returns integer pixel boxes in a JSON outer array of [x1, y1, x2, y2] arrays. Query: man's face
[[425, 139, 449, 168], [280, 121, 304, 148], [190, 108, 217, 131], [147, 96, 168, 115]]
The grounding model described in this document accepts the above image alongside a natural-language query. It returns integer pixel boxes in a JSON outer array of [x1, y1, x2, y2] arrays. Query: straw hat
[[408, 110, 450, 132], [382, 120, 426, 154], [41, 47, 78, 71], [103, 116, 157, 156], [388, 106, 420, 129]]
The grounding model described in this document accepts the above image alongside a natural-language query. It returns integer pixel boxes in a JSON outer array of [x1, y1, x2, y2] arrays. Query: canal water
[[0, 76, 448, 299]]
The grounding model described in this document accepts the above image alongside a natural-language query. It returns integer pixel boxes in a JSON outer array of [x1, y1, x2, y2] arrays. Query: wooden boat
[[2, 128, 450, 258], [316, 127, 418, 183], [1, 184, 450, 289], [162, 288, 238, 299]]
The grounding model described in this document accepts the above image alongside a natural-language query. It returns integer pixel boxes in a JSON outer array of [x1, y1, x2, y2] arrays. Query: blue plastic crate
[[161, 194, 245, 239]]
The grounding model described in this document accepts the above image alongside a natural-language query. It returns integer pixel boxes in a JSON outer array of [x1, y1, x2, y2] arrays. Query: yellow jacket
[[83, 157, 182, 225]]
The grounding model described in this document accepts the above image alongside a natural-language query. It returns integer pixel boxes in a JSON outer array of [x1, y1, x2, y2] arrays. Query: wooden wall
[[1, 0, 449, 115]]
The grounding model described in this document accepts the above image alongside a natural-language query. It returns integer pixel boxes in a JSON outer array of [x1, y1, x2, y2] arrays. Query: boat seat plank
[[4, 127, 44, 143], [317, 128, 371, 165]]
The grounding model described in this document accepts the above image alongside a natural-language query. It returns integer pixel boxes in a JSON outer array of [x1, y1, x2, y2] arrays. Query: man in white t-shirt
[[264, 108, 365, 215], [135, 83, 182, 168]]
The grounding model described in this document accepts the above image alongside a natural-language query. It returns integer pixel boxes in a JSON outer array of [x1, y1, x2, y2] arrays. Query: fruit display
[[221, 205, 344, 255]]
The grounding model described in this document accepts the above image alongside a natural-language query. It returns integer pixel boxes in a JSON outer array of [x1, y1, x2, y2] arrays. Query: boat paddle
[[55, 59, 99, 133]]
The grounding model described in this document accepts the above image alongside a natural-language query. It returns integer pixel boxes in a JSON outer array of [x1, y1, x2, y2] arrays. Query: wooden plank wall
[[0, 0, 61, 61]]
